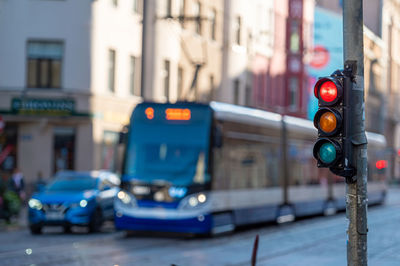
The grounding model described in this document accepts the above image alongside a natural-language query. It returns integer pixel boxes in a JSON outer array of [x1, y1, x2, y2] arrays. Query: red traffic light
[[314, 78, 343, 105], [319, 81, 337, 102]]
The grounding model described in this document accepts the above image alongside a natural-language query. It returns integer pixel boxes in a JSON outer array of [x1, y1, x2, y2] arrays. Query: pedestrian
[[9, 168, 25, 202]]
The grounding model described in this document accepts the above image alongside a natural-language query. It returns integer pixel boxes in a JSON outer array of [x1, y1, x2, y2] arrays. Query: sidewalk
[[0, 205, 27, 232]]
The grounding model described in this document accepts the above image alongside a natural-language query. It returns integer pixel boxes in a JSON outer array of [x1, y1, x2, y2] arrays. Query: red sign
[[0, 115, 4, 132], [310, 45, 330, 69]]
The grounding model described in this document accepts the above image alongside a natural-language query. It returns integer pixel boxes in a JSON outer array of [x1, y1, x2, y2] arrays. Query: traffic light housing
[[313, 70, 355, 178]]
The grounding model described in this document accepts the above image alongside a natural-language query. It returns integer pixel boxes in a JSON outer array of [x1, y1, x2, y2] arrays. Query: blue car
[[28, 170, 120, 234]]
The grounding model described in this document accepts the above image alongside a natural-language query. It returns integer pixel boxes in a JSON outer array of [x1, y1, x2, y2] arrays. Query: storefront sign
[[11, 98, 75, 116]]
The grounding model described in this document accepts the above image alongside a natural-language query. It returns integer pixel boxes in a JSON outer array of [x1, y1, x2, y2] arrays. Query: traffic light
[[313, 70, 355, 178]]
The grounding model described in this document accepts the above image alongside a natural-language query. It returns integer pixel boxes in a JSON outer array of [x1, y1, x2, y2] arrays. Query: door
[[53, 127, 75, 173]]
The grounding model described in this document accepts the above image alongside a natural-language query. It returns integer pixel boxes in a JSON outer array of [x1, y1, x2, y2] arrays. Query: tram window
[[367, 148, 388, 182], [287, 141, 319, 186], [212, 138, 279, 190]]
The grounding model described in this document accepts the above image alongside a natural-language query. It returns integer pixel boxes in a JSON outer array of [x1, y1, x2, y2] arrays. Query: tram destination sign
[[11, 98, 75, 116]]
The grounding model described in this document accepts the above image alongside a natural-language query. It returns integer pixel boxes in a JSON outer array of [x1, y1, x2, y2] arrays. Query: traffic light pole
[[343, 0, 368, 265]]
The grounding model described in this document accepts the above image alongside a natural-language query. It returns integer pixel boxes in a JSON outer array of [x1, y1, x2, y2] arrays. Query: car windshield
[[46, 177, 98, 192]]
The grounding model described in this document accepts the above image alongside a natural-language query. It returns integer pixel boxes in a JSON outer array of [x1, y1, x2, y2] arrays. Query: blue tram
[[114, 102, 387, 234]]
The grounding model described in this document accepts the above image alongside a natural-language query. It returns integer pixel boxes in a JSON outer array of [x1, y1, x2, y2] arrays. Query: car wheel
[[89, 208, 103, 233], [30, 224, 42, 235]]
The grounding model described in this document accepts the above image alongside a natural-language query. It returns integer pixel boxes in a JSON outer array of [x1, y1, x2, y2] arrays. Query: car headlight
[[80, 199, 88, 208], [117, 191, 137, 207], [178, 193, 208, 209], [28, 199, 43, 210]]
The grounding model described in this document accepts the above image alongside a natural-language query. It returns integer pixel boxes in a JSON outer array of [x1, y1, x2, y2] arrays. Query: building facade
[[0, 0, 230, 188], [252, 0, 314, 118], [381, 0, 400, 180], [149, 0, 224, 103], [0, 0, 142, 187]]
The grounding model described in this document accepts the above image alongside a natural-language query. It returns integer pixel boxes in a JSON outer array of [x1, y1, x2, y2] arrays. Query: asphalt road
[[1, 188, 400, 266]]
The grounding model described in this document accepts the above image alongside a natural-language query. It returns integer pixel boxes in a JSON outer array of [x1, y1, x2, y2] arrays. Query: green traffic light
[[319, 142, 336, 164]]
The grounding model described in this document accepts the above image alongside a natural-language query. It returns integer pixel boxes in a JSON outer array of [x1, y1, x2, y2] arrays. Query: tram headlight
[[178, 193, 208, 209], [28, 198, 43, 210], [117, 191, 137, 207]]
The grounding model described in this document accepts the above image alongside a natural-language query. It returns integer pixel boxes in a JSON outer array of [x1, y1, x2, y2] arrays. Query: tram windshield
[[123, 103, 212, 187]]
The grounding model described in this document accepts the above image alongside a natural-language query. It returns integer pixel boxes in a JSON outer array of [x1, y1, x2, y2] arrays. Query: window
[[290, 20, 300, 53], [245, 85, 251, 107], [108, 49, 116, 92], [133, 0, 142, 14], [164, 60, 170, 101], [27, 41, 63, 89], [102, 131, 119, 172], [194, 2, 202, 35], [289, 77, 298, 110], [209, 74, 215, 101], [234, 79, 240, 105], [210, 9, 217, 40], [130, 56, 140, 96], [53, 127, 75, 173], [177, 66, 184, 99], [213, 129, 281, 190], [234, 16, 241, 45], [166, 0, 172, 18], [178, 0, 185, 26]]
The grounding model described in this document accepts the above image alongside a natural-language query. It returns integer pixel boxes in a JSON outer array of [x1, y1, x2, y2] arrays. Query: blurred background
[[0, 0, 396, 194]]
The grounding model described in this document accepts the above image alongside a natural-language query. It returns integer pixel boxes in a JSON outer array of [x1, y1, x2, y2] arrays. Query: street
[[0, 188, 400, 266]]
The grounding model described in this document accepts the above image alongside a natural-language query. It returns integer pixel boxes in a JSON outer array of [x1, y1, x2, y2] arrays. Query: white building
[[0, 0, 143, 186], [220, 0, 275, 106]]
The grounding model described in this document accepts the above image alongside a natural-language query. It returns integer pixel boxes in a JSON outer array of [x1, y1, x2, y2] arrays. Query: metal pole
[[343, 0, 368, 265], [140, 0, 155, 100], [140, 0, 148, 99]]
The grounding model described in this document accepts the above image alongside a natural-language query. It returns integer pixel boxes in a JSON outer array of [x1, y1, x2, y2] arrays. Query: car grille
[[42, 203, 68, 214]]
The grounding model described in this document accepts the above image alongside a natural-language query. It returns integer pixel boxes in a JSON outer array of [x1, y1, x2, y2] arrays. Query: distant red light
[[319, 81, 338, 102], [376, 160, 387, 170]]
